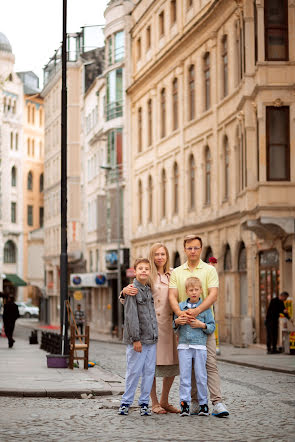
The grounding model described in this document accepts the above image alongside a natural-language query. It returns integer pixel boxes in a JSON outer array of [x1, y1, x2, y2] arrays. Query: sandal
[[160, 403, 180, 413], [152, 404, 167, 414]]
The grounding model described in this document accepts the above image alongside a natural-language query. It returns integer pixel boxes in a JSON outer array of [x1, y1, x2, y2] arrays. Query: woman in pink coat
[[122, 243, 179, 414]]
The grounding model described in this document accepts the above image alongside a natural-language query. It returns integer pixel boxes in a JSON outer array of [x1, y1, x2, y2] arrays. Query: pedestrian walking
[[169, 234, 229, 417], [74, 304, 85, 335], [265, 291, 290, 354], [118, 258, 158, 417], [121, 243, 179, 414], [3, 295, 20, 348], [174, 277, 215, 416]]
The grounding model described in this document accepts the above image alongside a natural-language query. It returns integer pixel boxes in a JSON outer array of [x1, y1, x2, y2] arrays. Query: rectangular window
[[204, 53, 211, 111], [11, 202, 16, 223], [39, 207, 44, 228], [266, 106, 290, 181], [114, 31, 124, 62], [265, 0, 288, 61], [159, 11, 165, 37], [171, 0, 177, 25], [28, 205, 33, 226], [108, 36, 113, 65], [106, 68, 123, 120], [96, 249, 99, 271], [10, 132, 13, 150], [137, 37, 141, 61], [107, 128, 123, 170], [146, 26, 151, 50], [148, 99, 152, 146]]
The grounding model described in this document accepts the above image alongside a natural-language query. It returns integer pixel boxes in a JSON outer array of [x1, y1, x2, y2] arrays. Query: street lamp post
[[101, 165, 122, 339], [60, 0, 69, 354]]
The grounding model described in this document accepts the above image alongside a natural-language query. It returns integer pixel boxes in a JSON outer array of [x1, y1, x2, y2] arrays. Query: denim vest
[[173, 298, 215, 346]]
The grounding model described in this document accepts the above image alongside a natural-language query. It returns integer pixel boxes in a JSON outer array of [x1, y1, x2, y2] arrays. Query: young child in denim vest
[[173, 276, 215, 416], [118, 258, 158, 416]]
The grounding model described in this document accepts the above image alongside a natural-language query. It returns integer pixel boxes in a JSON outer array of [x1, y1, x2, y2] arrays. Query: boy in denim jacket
[[118, 258, 158, 417], [173, 277, 215, 416]]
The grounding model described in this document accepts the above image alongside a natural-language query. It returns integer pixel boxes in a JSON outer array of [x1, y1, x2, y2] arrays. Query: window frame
[[172, 77, 178, 131], [188, 64, 195, 120], [204, 52, 211, 111], [266, 106, 290, 181], [264, 0, 289, 61], [160, 88, 166, 138]]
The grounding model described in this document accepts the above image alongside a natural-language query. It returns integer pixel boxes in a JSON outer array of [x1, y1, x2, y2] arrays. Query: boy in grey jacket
[[118, 258, 158, 416], [173, 277, 215, 416]]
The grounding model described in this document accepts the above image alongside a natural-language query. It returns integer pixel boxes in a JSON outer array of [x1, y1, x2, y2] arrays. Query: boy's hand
[[189, 318, 206, 329], [133, 341, 142, 352], [175, 316, 188, 325], [123, 284, 138, 296]]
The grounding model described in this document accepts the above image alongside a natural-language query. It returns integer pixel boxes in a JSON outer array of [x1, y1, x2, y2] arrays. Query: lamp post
[[100, 165, 122, 339], [60, 0, 69, 354]]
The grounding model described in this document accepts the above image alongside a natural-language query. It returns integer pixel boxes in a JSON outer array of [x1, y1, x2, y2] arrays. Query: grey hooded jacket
[[123, 278, 158, 345]]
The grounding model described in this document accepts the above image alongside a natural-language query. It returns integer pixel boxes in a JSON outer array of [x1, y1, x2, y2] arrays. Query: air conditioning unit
[[231, 316, 253, 347]]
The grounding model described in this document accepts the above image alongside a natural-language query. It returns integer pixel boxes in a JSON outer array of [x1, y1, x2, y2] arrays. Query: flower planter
[[46, 354, 69, 368]]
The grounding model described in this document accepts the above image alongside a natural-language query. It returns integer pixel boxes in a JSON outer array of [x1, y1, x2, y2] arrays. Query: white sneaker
[[212, 402, 229, 417]]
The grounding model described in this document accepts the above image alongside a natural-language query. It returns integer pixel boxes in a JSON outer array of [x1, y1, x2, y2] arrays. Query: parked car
[[16, 302, 39, 318]]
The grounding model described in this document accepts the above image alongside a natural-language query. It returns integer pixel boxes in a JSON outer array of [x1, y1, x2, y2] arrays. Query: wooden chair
[[69, 325, 89, 370], [65, 300, 90, 370]]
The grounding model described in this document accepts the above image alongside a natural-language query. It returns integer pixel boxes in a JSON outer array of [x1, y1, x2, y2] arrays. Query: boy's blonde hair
[[134, 258, 150, 269], [185, 276, 202, 291]]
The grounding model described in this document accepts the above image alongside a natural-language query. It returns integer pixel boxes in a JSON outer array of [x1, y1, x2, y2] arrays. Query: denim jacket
[[173, 298, 215, 346], [123, 278, 158, 345]]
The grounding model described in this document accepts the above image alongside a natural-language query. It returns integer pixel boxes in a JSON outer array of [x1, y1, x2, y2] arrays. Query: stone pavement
[[0, 331, 124, 398]]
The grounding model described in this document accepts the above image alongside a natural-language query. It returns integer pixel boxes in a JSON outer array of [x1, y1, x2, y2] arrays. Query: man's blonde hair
[[185, 276, 202, 290]]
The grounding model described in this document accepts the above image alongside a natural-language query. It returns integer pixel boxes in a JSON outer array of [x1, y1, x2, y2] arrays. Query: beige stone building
[[42, 37, 84, 325], [127, 0, 295, 346], [18, 71, 44, 304]]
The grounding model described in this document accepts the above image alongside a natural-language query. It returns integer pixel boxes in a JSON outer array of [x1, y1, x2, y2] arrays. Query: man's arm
[[188, 287, 218, 317], [169, 288, 182, 316]]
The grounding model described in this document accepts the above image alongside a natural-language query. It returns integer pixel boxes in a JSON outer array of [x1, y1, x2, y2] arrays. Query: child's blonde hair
[[185, 276, 202, 291]]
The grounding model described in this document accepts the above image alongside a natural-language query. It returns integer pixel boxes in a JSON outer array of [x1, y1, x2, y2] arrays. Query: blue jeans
[[178, 348, 207, 405], [121, 343, 156, 406]]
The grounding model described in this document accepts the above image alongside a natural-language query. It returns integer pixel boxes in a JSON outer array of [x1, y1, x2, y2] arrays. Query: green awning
[[4, 274, 27, 286]]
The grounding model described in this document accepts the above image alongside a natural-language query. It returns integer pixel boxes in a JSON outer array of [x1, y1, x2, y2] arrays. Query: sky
[[0, 0, 109, 87]]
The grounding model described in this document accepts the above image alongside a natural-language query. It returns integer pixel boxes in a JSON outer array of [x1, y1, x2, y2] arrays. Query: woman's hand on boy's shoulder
[[123, 284, 138, 296], [133, 341, 142, 352]]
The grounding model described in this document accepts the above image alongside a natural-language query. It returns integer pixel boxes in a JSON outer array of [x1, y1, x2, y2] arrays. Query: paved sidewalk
[[0, 333, 124, 398]]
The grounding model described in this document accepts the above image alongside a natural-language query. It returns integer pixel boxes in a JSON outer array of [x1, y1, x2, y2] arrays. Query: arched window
[[238, 242, 247, 316], [224, 136, 229, 200], [39, 173, 44, 192], [148, 175, 153, 222], [188, 65, 195, 120], [173, 251, 181, 268], [222, 35, 228, 97], [161, 168, 166, 218], [11, 166, 17, 187], [27, 138, 31, 156], [138, 107, 142, 152], [138, 180, 142, 225], [147, 99, 152, 146], [27, 171, 33, 190], [172, 78, 178, 130], [189, 154, 195, 210], [160, 88, 166, 138], [173, 162, 179, 214], [205, 146, 211, 205], [204, 52, 210, 110], [4, 240, 16, 264], [204, 246, 213, 263], [238, 242, 247, 271], [15, 133, 18, 150], [224, 244, 232, 271]]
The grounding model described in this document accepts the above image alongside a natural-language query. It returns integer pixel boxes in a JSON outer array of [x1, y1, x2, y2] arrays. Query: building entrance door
[[259, 249, 279, 344]]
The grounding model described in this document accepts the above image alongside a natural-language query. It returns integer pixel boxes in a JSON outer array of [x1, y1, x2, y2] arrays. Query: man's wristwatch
[[204, 324, 207, 329]]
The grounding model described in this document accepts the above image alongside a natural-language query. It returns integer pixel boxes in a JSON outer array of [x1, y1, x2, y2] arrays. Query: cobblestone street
[[0, 338, 295, 441]]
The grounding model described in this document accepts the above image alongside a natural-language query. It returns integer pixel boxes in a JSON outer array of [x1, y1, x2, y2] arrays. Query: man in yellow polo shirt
[[169, 234, 229, 417]]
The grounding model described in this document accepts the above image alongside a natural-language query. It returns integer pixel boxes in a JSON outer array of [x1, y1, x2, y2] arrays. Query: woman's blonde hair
[[149, 243, 171, 284]]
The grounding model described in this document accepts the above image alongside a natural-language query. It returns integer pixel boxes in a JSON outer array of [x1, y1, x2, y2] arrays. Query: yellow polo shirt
[[169, 259, 219, 302]]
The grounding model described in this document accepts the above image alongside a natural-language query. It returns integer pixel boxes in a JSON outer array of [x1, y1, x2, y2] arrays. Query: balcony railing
[[105, 100, 123, 121]]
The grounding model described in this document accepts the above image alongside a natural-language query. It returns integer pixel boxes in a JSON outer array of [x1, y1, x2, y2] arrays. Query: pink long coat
[[153, 273, 178, 366]]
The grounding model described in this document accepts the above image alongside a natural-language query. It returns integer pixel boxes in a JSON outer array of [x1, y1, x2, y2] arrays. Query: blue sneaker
[[118, 403, 129, 415], [140, 403, 151, 416], [180, 401, 190, 416], [212, 402, 229, 417]]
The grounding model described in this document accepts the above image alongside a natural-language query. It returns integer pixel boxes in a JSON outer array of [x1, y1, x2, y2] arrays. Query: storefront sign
[[70, 273, 108, 288]]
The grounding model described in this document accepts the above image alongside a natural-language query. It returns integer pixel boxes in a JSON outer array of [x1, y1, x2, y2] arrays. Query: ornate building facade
[[127, 0, 295, 345]]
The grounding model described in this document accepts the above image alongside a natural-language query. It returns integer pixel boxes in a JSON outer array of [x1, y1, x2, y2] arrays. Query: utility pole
[[60, 0, 68, 354]]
